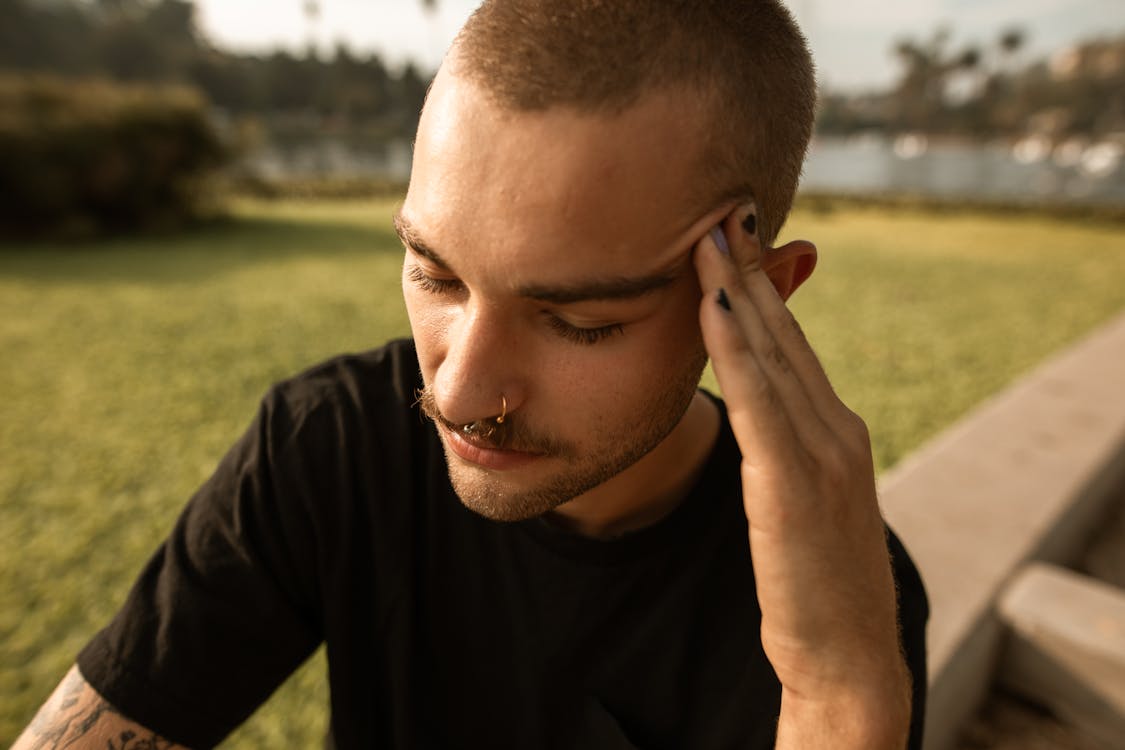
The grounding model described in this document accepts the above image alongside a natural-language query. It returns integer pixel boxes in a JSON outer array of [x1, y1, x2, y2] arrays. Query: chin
[[443, 425, 662, 524], [445, 461, 589, 523]]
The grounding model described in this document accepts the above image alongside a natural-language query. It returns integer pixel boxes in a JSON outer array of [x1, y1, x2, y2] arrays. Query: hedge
[[0, 75, 229, 238]]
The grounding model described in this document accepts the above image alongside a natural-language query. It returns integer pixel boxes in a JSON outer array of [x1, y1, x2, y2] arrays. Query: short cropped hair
[[451, 0, 816, 246]]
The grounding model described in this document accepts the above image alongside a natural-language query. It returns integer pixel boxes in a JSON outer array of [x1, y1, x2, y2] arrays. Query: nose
[[432, 303, 523, 426]]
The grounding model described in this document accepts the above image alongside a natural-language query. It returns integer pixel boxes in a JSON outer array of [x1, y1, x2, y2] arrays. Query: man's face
[[398, 63, 725, 523]]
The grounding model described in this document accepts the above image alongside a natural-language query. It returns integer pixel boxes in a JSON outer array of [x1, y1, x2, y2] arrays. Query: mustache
[[414, 385, 567, 455]]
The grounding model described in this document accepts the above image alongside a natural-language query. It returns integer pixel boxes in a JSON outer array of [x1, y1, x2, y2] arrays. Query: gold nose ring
[[460, 395, 508, 439]]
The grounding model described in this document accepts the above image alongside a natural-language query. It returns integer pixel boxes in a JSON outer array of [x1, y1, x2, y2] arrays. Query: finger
[[695, 223, 773, 363], [724, 204, 807, 355], [697, 213, 832, 440], [724, 206, 850, 424], [720, 203, 810, 370], [695, 230, 835, 463]]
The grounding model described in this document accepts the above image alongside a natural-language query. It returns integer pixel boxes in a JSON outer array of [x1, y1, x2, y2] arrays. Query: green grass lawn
[[2, 198, 1123, 745]]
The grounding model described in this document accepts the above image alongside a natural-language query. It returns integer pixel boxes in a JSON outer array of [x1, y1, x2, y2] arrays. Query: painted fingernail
[[739, 202, 758, 236], [742, 212, 756, 236], [709, 226, 730, 256], [716, 288, 731, 311]]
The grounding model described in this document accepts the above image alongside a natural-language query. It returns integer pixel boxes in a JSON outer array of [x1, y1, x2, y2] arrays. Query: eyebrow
[[392, 211, 681, 304], [393, 211, 448, 269]]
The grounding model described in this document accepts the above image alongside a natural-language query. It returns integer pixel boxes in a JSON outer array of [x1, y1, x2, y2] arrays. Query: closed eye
[[407, 265, 463, 295], [408, 264, 625, 346], [545, 316, 624, 345]]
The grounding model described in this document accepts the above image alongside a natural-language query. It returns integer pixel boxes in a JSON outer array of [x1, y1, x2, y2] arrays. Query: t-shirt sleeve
[[886, 526, 930, 750], [77, 386, 327, 748]]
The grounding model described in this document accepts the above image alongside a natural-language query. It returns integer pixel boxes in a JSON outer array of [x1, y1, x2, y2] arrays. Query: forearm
[[13, 665, 186, 750]]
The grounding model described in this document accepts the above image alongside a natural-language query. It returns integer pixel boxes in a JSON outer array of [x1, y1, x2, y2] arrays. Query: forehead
[[402, 65, 716, 277]]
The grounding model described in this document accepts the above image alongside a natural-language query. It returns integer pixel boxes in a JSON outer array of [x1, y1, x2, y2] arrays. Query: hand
[[693, 204, 910, 746]]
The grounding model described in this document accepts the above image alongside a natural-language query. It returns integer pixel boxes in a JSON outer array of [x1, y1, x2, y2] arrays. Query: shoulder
[[258, 338, 422, 436], [272, 337, 420, 411], [210, 338, 428, 494]]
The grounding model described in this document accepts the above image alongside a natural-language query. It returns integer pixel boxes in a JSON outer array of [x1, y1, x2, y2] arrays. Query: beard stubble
[[415, 346, 708, 523]]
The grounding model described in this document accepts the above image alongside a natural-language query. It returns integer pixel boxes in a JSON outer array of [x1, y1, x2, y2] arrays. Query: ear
[[761, 240, 817, 301]]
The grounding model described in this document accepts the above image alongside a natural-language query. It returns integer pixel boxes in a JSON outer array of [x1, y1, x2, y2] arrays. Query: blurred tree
[[889, 27, 958, 131], [998, 27, 1026, 70], [0, 0, 95, 74], [0, 0, 434, 139], [145, 0, 199, 46], [874, 23, 1125, 140], [394, 61, 430, 129]]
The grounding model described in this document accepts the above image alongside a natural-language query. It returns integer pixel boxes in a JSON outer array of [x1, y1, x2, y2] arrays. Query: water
[[802, 134, 1125, 205], [246, 134, 414, 183], [244, 133, 1125, 206]]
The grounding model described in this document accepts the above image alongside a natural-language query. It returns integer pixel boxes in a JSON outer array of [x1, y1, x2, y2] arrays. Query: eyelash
[[547, 317, 624, 345], [407, 265, 463, 295], [407, 265, 624, 346]]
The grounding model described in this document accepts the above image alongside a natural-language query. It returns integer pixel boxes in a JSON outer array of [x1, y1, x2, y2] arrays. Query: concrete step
[[996, 562, 1125, 749], [877, 310, 1125, 750]]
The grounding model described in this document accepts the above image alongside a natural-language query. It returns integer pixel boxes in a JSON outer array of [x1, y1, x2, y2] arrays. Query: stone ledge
[[996, 562, 1125, 749], [876, 310, 1125, 750]]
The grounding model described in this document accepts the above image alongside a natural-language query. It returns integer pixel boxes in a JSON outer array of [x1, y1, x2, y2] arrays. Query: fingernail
[[742, 212, 756, 236], [709, 226, 730, 257], [716, 288, 731, 311], [739, 202, 758, 236]]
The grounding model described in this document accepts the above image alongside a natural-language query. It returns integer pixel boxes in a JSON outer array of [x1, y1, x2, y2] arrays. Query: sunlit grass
[[2, 198, 1123, 746], [780, 205, 1125, 469]]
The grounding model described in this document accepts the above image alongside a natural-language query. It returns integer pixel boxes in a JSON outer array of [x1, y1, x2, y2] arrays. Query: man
[[16, 1, 928, 748]]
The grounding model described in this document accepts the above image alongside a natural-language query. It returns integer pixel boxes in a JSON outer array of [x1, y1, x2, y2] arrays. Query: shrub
[[0, 74, 229, 238]]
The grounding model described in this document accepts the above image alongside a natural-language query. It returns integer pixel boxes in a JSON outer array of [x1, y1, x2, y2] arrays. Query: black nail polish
[[742, 213, 757, 236], [717, 288, 731, 311]]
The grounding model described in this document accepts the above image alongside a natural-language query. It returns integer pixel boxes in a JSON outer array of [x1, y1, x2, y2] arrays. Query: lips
[[442, 423, 545, 470]]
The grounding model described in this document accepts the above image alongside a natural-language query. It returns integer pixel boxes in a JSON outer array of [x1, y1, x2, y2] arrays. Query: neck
[[545, 391, 720, 539]]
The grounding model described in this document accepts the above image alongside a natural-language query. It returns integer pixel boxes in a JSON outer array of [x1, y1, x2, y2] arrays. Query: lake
[[803, 134, 1125, 205], [244, 133, 1125, 206]]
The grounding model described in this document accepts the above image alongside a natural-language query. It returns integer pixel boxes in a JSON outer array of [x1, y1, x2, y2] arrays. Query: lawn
[[2, 198, 1123, 745]]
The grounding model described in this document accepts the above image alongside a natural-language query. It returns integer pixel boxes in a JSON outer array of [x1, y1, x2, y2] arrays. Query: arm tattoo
[[23, 669, 180, 750]]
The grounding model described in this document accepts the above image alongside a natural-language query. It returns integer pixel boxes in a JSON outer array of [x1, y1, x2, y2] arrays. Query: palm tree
[[998, 27, 1025, 73]]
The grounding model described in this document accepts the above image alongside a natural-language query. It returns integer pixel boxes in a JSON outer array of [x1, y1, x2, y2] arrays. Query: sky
[[194, 0, 1125, 92]]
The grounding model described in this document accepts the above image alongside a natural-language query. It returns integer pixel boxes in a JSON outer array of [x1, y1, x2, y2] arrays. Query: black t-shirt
[[78, 338, 929, 749]]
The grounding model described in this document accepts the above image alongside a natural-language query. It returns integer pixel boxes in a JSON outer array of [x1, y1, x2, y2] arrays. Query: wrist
[[775, 678, 911, 750]]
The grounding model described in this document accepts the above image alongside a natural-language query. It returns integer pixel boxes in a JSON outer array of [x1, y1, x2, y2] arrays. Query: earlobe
[[762, 240, 817, 301]]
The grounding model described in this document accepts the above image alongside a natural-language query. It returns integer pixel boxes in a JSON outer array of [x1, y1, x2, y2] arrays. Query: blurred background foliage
[[0, 0, 429, 131], [0, 75, 226, 237], [819, 25, 1125, 139], [3, 0, 1121, 142], [1, 0, 1123, 238], [0, 0, 431, 238]]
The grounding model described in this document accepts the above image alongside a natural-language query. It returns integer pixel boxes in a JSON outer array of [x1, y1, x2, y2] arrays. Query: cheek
[[618, 293, 707, 395], [402, 281, 450, 379], [551, 314, 703, 416], [637, 284, 705, 363], [401, 282, 428, 335]]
